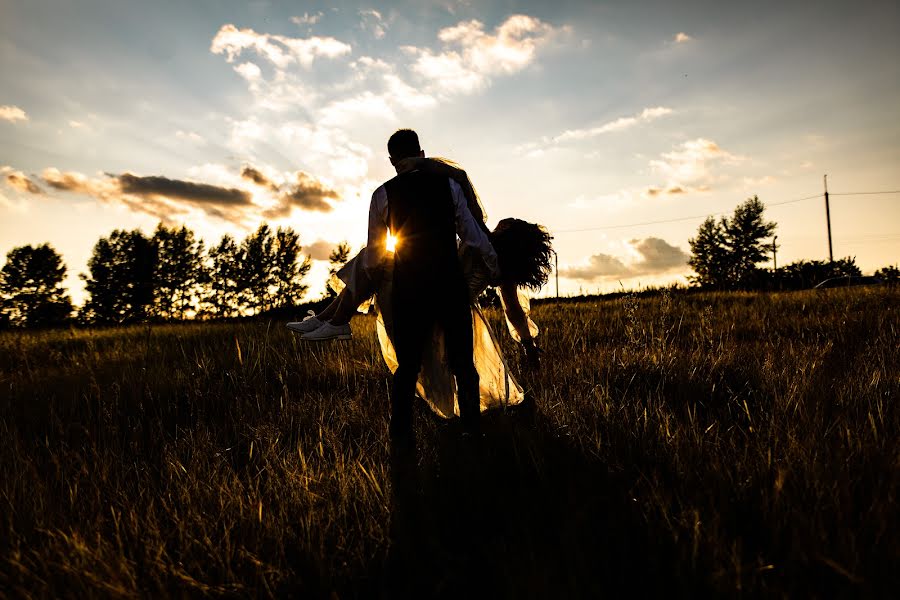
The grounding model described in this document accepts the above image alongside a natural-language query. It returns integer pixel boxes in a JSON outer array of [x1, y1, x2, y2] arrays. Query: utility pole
[[772, 235, 778, 271], [824, 174, 833, 262], [554, 250, 559, 299]]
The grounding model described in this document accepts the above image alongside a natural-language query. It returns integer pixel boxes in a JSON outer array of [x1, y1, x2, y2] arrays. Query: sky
[[1, 0, 899, 304]]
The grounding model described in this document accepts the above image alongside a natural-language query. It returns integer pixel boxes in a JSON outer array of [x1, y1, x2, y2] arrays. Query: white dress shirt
[[364, 175, 500, 280]]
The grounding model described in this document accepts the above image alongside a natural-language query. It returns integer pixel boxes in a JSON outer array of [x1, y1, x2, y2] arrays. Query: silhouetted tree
[[689, 196, 776, 289], [723, 196, 776, 287], [326, 241, 352, 296], [776, 257, 862, 289], [688, 217, 730, 289], [205, 234, 241, 317], [271, 227, 311, 309], [0, 244, 73, 327], [237, 224, 275, 314], [874, 265, 899, 284], [81, 229, 156, 324], [152, 224, 206, 319]]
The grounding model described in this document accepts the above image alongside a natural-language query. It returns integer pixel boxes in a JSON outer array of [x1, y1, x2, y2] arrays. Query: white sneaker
[[287, 311, 324, 334], [301, 321, 352, 341]]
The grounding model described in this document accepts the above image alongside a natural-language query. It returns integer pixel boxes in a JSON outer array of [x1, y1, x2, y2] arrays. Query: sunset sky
[[2, 0, 898, 303]]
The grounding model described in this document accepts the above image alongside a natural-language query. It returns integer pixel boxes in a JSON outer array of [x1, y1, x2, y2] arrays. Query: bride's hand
[[522, 339, 542, 370]]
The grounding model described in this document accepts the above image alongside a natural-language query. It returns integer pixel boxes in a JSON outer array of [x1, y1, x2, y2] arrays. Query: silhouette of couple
[[288, 129, 553, 443]]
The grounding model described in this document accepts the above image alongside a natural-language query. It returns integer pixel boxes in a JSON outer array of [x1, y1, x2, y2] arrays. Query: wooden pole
[[824, 175, 833, 262], [772, 235, 778, 271], [555, 250, 559, 299]]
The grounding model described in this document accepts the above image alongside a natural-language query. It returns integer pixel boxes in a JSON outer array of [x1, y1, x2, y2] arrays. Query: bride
[[288, 156, 553, 419]]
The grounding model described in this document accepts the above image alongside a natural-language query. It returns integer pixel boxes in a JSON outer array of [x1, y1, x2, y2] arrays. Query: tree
[[688, 217, 730, 289], [205, 234, 241, 318], [152, 223, 205, 319], [776, 257, 861, 289], [722, 196, 776, 287], [688, 196, 776, 289], [327, 241, 352, 296], [81, 229, 156, 324], [271, 227, 311, 309], [237, 224, 275, 315], [0, 244, 73, 327], [874, 265, 899, 284]]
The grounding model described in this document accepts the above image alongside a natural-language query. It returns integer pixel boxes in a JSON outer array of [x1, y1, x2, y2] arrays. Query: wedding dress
[[371, 258, 528, 419]]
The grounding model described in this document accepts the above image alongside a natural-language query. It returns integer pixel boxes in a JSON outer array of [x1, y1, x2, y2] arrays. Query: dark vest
[[385, 170, 463, 295]]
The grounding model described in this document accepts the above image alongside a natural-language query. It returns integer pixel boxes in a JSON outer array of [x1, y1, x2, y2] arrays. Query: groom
[[371, 129, 499, 441]]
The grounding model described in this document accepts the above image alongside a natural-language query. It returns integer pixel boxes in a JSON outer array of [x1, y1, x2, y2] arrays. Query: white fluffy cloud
[[210, 24, 351, 70], [562, 237, 690, 281], [645, 138, 743, 196], [405, 14, 565, 95], [0, 105, 28, 123], [674, 32, 692, 43], [211, 14, 561, 190]]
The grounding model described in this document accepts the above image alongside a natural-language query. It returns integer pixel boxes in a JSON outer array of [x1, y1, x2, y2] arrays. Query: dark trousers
[[390, 279, 480, 438]]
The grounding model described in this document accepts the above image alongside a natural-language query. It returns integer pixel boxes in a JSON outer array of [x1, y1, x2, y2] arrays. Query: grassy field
[[1, 287, 898, 598]]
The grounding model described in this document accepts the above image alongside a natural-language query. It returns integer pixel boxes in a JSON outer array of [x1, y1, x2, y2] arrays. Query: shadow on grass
[[375, 396, 686, 599]]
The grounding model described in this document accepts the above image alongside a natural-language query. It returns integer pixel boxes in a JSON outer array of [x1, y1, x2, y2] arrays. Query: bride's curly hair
[[490, 218, 554, 292]]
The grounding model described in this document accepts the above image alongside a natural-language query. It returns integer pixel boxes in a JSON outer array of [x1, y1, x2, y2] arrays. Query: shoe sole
[[300, 333, 353, 341], [286, 324, 321, 334]]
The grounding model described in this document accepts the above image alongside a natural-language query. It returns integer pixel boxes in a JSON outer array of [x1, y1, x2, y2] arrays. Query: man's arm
[[363, 186, 389, 275], [449, 178, 500, 280]]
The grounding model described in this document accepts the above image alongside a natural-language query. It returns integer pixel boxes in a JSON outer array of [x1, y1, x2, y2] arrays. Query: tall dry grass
[[1, 287, 897, 598]]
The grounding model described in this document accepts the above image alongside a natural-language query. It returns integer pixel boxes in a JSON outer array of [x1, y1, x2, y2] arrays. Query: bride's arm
[[398, 157, 490, 234], [500, 283, 533, 344]]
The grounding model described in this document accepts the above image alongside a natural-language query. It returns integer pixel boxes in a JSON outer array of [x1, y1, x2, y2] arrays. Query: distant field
[[1, 287, 897, 598]]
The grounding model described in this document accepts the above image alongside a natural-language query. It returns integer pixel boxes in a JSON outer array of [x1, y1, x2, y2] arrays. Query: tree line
[[2, 200, 897, 329], [0, 223, 351, 328], [688, 195, 898, 290]]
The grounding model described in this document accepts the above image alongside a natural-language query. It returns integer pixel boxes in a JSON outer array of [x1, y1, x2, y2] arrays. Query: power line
[[551, 189, 899, 235], [830, 190, 900, 196], [553, 193, 822, 234]]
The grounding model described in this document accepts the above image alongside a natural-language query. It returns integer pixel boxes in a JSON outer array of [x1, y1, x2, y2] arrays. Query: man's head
[[388, 129, 424, 168]]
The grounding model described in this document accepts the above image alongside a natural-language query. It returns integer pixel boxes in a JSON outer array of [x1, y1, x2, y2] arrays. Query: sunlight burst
[[386, 231, 397, 253]]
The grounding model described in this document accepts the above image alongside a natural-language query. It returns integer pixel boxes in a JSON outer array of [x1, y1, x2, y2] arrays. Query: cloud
[[562, 237, 690, 281], [4, 170, 43, 194], [304, 239, 337, 261], [117, 173, 252, 206], [267, 171, 340, 217], [405, 14, 565, 95], [562, 107, 672, 141], [0, 105, 28, 123], [359, 9, 387, 39], [644, 185, 688, 197], [40, 167, 252, 224], [240, 165, 279, 191], [69, 120, 87, 129], [645, 138, 742, 196], [517, 107, 672, 157], [292, 12, 323, 26], [176, 130, 206, 144], [210, 24, 351, 70], [674, 32, 692, 43], [42, 168, 111, 195], [742, 175, 776, 187]]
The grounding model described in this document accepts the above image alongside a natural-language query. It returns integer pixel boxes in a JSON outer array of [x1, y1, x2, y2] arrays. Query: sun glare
[[386, 231, 397, 253]]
